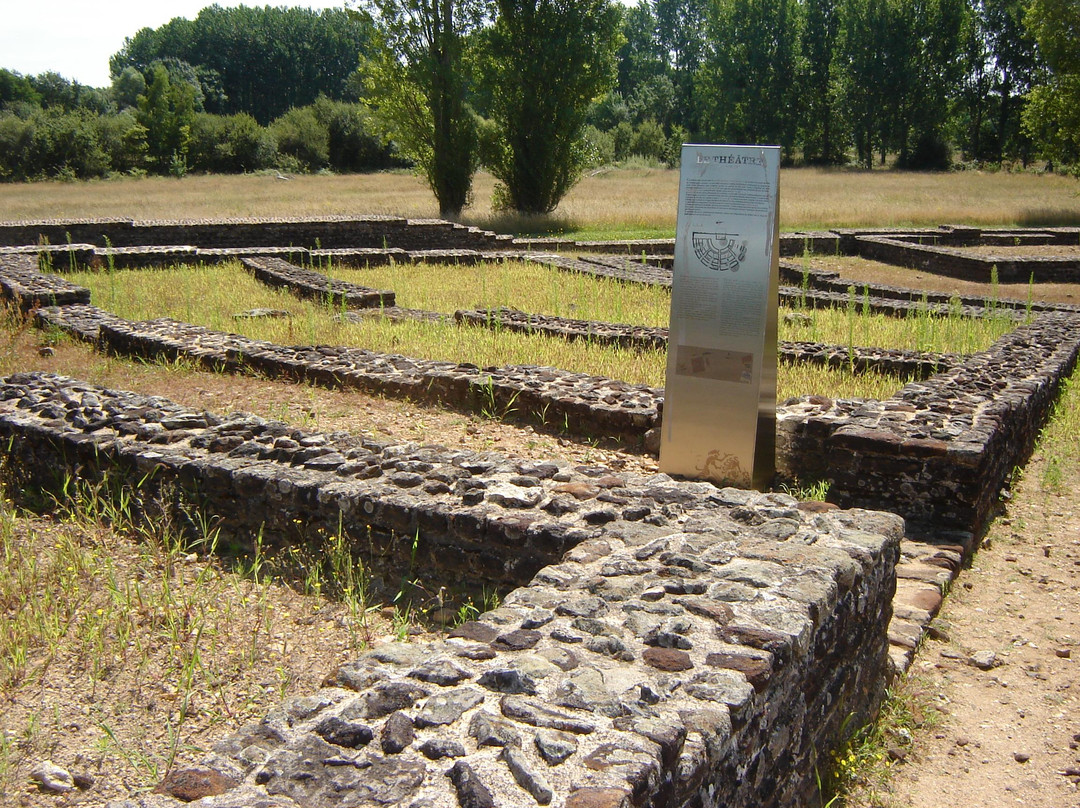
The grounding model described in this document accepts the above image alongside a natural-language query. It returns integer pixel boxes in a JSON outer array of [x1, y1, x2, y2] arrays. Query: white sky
[[1, 1, 346, 88]]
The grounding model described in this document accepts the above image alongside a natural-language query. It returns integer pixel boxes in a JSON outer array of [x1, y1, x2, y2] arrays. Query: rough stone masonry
[[0, 372, 900, 808]]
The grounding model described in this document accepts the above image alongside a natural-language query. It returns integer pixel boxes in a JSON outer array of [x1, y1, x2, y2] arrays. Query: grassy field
[[2, 166, 1079, 238]]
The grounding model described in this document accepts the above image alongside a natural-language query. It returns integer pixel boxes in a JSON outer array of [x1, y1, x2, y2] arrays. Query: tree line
[[0, 0, 1076, 215], [0, 6, 402, 182], [603, 0, 1060, 172]]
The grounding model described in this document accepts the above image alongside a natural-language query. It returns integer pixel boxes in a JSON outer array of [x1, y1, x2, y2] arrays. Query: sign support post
[[659, 143, 780, 490]]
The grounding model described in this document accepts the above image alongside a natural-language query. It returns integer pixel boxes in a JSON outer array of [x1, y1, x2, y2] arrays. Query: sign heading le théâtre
[[659, 143, 780, 490]]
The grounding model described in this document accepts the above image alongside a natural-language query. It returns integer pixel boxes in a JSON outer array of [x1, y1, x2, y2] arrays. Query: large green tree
[[361, 0, 480, 217], [983, 0, 1037, 162], [799, 0, 844, 163], [482, 0, 621, 214], [836, 0, 894, 167], [1022, 0, 1080, 166], [695, 0, 802, 151], [136, 63, 196, 174], [655, 0, 707, 134], [111, 7, 372, 124]]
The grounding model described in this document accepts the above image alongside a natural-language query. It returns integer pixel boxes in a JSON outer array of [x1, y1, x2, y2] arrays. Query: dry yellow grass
[[3, 166, 1078, 234]]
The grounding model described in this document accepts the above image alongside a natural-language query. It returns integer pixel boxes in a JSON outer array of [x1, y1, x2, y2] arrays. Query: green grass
[[820, 677, 943, 806], [783, 294, 1020, 356], [63, 260, 1018, 401], [1036, 375, 1080, 494]]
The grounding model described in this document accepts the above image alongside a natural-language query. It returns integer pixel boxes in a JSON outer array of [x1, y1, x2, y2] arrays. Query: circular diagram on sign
[[692, 232, 747, 272]]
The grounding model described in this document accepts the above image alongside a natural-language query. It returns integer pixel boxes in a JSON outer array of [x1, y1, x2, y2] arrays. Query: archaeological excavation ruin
[[1, 216, 1078, 807]]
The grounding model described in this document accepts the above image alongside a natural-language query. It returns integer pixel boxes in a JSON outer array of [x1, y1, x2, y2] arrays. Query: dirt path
[[875, 427, 1080, 805]]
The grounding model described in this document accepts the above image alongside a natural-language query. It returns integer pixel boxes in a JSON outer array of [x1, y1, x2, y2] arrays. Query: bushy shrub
[[270, 105, 328, 171], [0, 114, 32, 180], [93, 109, 147, 174], [312, 98, 399, 172], [189, 112, 276, 173], [581, 124, 615, 167], [628, 119, 667, 163], [611, 120, 634, 162], [898, 132, 953, 171], [0, 107, 110, 180]]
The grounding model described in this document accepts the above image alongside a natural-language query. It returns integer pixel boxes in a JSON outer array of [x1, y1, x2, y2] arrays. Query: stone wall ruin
[[0, 217, 1078, 807]]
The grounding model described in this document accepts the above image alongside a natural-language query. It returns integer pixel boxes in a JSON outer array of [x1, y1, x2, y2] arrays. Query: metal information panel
[[659, 144, 779, 490]]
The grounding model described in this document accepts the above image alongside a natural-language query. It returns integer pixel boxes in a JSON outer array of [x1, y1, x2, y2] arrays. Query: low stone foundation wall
[[777, 312, 1080, 547], [240, 256, 396, 308], [0, 216, 510, 252], [0, 254, 90, 310], [0, 371, 899, 808], [36, 304, 664, 447], [854, 234, 1080, 283], [452, 306, 957, 378], [779, 259, 1080, 316]]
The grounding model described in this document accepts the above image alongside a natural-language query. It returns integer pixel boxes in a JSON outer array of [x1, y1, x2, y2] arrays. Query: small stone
[[539, 646, 579, 672], [449, 621, 499, 643], [415, 686, 485, 727], [418, 738, 465, 759], [31, 761, 74, 793], [643, 647, 693, 672], [234, 308, 292, 320], [363, 681, 430, 718], [906, 588, 944, 613], [521, 609, 555, 629], [500, 695, 596, 734], [887, 745, 908, 762], [513, 653, 560, 679], [571, 617, 620, 637], [478, 668, 537, 695], [486, 482, 543, 509], [565, 787, 632, 808], [969, 650, 1002, 670], [550, 628, 584, 644], [502, 745, 553, 805], [1014, 751, 1031, 763], [643, 628, 693, 650], [556, 597, 607, 619], [469, 711, 521, 747], [380, 711, 415, 754], [448, 761, 495, 808], [153, 768, 237, 801], [705, 651, 772, 690], [455, 643, 498, 661], [674, 596, 733, 624], [585, 635, 635, 661], [553, 482, 599, 500], [1055, 648, 1071, 659], [492, 629, 543, 651], [535, 729, 578, 765], [71, 771, 95, 790], [314, 716, 374, 748], [409, 659, 471, 686]]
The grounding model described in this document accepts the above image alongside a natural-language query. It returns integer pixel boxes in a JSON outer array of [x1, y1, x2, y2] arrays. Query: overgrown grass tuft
[[819, 677, 944, 806], [0, 467, 384, 800]]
